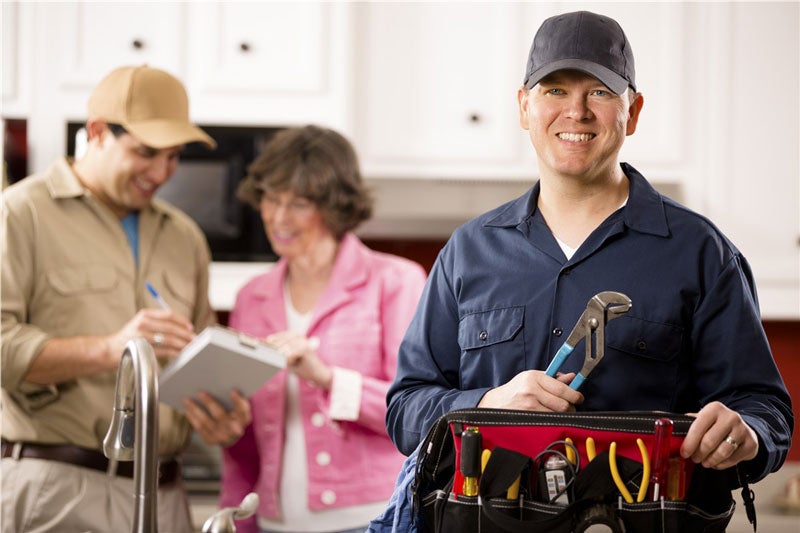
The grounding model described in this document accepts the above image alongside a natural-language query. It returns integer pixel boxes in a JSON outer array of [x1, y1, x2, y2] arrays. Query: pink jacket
[[220, 234, 427, 525]]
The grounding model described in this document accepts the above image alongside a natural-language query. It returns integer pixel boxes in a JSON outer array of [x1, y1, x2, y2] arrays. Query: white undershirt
[[257, 287, 385, 532], [554, 197, 628, 260]]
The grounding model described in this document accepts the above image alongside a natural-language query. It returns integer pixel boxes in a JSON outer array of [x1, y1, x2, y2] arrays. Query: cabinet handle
[[468, 113, 481, 124], [131, 39, 145, 51], [239, 42, 252, 53]]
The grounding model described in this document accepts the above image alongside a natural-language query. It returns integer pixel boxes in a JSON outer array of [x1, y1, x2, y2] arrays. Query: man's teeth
[[135, 178, 154, 191], [558, 133, 594, 142]]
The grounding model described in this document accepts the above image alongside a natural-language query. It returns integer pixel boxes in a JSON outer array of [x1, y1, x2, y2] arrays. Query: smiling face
[[80, 121, 182, 218], [259, 190, 333, 260], [518, 70, 643, 184]]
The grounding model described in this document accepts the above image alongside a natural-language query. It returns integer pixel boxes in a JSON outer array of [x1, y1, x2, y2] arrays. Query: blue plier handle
[[544, 291, 632, 390]]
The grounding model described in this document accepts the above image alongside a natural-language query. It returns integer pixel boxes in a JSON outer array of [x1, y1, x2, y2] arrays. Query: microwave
[[66, 123, 282, 262]]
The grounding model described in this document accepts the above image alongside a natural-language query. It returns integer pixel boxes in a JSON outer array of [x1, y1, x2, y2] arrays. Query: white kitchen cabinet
[[1, 2, 34, 118], [185, 1, 353, 128], [353, 2, 686, 182], [691, 2, 799, 318], [16, 1, 354, 173], [42, 2, 184, 91], [353, 2, 536, 180]]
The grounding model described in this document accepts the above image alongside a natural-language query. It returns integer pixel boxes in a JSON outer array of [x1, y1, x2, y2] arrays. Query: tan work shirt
[[1, 158, 216, 455]]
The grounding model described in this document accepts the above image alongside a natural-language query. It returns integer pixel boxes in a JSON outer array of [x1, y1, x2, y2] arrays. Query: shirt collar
[[484, 163, 669, 238], [45, 156, 173, 219], [45, 158, 85, 199]]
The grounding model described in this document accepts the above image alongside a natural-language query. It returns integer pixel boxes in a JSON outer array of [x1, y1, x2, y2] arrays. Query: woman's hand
[[266, 331, 333, 390], [182, 389, 252, 447]]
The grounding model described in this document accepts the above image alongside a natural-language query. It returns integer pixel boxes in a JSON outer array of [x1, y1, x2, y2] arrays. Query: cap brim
[[123, 120, 217, 150], [525, 59, 631, 94]]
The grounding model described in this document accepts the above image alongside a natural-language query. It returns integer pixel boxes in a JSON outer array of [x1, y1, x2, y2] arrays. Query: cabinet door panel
[[190, 2, 326, 94], [45, 2, 183, 90], [356, 3, 525, 176]]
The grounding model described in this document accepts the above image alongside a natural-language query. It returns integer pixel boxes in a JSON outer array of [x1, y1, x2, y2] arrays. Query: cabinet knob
[[131, 39, 145, 51], [468, 113, 481, 124], [239, 42, 252, 53]]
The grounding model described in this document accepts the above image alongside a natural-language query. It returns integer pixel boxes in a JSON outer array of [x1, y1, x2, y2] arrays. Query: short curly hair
[[237, 125, 373, 240]]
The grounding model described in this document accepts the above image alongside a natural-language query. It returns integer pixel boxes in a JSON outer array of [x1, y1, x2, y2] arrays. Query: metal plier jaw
[[544, 291, 632, 390]]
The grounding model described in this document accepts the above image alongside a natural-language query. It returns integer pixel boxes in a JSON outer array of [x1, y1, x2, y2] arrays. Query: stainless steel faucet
[[202, 492, 260, 533], [103, 338, 160, 533]]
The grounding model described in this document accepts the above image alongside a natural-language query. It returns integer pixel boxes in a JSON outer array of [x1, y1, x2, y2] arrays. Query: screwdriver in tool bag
[[461, 427, 482, 497], [650, 417, 673, 501]]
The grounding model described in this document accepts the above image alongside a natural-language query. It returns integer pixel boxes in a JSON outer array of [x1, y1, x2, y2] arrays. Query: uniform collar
[[484, 163, 669, 238], [45, 156, 173, 219], [45, 158, 86, 199]]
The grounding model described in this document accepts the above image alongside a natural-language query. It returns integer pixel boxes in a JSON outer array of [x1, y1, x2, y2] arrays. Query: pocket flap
[[459, 306, 524, 350], [607, 316, 683, 362], [162, 270, 195, 308], [46, 264, 118, 295]]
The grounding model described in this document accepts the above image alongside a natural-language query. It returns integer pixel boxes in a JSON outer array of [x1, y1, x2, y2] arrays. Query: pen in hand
[[145, 281, 171, 310]]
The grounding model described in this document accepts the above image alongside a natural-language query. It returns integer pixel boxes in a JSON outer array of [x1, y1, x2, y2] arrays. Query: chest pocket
[[43, 263, 123, 336], [47, 263, 118, 295], [458, 306, 525, 389], [606, 315, 683, 363], [458, 306, 525, 350], [160, 270, 197, 319]]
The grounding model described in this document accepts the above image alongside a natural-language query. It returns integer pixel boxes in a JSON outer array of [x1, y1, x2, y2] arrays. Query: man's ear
[[517, 87, 531, 131], [84, 119, 109, 143], [626, 92, 644, 136]]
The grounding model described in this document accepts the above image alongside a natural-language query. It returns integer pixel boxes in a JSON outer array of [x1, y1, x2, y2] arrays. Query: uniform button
[[311, 412, 325, 427], [316, 451, 331, 466], [563, 268, 572, 275], [636, 340, 647, 352], [552, 328, 563, 337], [479, 330, 488, 341], [320, 490, 336, 505]]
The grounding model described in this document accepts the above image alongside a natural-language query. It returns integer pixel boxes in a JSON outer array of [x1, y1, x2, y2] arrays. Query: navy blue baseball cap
[[523, 11, 636, 94]]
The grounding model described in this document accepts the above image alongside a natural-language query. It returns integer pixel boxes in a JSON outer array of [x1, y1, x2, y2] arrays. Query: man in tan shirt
[[1, 66, 251, 532]]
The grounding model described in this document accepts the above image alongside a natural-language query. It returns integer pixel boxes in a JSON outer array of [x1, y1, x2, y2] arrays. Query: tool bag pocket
[[412, 408, 747, 533]]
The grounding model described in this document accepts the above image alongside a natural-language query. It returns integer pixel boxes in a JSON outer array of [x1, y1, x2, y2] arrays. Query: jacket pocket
[[161, 270, 196, 311], [606, 315, 683, 363], [458, 306, 525, 389], [46, 263, 118, 295], [458, 307, 524, 350]]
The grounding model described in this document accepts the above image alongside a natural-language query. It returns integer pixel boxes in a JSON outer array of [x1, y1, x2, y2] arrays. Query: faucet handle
[[103, 407, 136, 461], [202, 492, 259, 533]]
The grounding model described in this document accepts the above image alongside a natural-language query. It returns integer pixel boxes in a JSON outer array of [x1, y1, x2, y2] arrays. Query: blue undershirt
[[120, 212, 140, 265]]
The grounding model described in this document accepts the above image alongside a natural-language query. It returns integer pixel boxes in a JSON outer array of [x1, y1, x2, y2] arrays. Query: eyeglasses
[[260, 192, 317, 216]]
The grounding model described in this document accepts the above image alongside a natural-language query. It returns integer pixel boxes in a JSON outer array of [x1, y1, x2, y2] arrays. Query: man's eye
[[548, 88, 565, 95], [592, 89, 610, 97], [136, 148, 158, 158]]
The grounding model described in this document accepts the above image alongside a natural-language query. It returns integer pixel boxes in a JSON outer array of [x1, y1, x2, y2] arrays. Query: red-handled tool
[[649, 417, 673, 501], [460, 427, 482, 496]]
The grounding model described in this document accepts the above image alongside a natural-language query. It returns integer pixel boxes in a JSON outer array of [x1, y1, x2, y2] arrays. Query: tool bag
[[411, 408, 756, 533]]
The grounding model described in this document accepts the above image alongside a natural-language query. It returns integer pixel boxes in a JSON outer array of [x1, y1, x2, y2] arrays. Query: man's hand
[[266, 331, 333, 391], [106, 308, 194, 361], [680, 401, 759, 470], [27, 308, 196, 384], [477, 370, 584, 411], [182, 390, 252, 447]]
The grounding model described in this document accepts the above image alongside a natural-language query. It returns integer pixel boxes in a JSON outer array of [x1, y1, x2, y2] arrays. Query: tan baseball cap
[[87, 65, 216, 149]]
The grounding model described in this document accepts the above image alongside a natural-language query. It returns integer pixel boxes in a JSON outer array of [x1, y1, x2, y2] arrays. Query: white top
[[257, 287, 386, 532], [554, 198, 628, 260]]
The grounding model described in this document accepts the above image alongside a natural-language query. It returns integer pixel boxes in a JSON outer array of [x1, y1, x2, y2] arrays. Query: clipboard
[[159, 325, 285, 411]]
